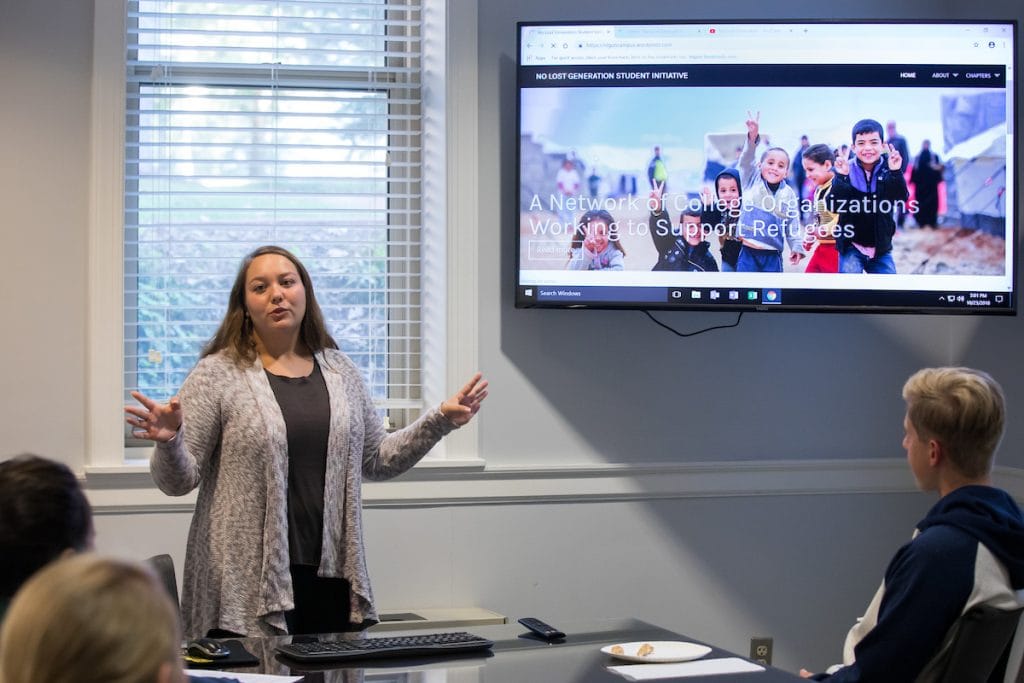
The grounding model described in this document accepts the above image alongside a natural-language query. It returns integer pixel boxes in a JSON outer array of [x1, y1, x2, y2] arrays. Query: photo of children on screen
[[519, 83, 1008, 278], [735, 111, 806, 272], [566, 209, 626, 270]]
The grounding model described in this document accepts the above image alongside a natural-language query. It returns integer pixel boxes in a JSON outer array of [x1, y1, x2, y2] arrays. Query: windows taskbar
[[516, 285, 1013, 312]]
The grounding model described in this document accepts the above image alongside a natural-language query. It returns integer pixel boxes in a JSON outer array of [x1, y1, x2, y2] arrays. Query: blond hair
[[0, 555, 182, 683], [902, 367, 1005, 479]]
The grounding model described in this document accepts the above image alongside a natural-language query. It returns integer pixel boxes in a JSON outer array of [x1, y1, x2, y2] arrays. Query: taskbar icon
[[667, 288, 768, 305]]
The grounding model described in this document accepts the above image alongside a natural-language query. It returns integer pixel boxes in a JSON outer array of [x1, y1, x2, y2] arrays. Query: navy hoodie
[[816, 485, 1024, 682]]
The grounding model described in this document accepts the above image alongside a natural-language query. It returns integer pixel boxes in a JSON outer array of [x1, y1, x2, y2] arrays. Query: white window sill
[[83, 455, 487, 488]]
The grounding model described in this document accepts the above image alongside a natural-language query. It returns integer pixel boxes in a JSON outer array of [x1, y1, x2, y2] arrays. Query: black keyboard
[[275, 631, 495, 662]]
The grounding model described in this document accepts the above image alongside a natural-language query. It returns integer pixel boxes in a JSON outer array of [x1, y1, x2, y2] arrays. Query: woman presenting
[[126, 245, 488, 638]]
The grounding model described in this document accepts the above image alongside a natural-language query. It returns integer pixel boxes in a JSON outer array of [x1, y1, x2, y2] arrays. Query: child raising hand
[[734, 111, 806, 272]]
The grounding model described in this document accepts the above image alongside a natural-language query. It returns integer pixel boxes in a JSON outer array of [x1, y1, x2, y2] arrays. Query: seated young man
[[0, 454, 94, 621], [802, 367, 1024, 681]]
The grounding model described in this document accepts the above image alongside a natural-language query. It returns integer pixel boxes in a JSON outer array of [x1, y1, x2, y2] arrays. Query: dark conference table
[[216, 617, 809, 682]]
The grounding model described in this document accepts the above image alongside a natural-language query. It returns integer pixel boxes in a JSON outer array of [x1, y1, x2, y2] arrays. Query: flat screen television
[[515, 20, 1017, 313]]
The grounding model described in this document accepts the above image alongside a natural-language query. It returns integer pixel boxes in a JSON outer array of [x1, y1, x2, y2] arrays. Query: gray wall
[[0, 0, 92, 463], [1, 0, 1021, 675], [88, 489, 932, 672]]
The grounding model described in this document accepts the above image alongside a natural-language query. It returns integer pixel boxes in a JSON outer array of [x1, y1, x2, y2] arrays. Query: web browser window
[[516, 21, 1017, 313]]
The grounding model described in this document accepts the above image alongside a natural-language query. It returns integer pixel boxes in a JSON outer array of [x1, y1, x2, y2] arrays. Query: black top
[[828, 162, 908, 255], [266, 360, 331, 567]]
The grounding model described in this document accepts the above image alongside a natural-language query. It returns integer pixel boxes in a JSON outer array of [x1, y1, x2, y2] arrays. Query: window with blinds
[[123, 0, 423, 436]]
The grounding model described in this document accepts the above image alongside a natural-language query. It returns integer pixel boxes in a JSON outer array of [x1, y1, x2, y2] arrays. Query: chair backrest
[[1005, 613, 1024, 683], [145, 554, 180, 616], [916, 604, 1024, 683]]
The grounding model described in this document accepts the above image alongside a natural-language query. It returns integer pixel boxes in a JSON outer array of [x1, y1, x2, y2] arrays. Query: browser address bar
[[529, 42, 1005, 65]]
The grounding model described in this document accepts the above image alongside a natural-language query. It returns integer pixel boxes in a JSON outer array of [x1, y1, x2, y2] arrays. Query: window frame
[[86, 0, 482, 471]]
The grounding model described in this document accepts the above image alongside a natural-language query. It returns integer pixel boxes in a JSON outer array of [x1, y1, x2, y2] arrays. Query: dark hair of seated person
[[0, 454, 94, 602]]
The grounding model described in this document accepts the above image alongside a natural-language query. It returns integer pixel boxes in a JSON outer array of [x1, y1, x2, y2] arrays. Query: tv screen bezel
[[513, 18, 1019, 315]]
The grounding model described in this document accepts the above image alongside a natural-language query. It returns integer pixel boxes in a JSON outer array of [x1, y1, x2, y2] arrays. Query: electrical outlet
[[750, 636, 773, 666]]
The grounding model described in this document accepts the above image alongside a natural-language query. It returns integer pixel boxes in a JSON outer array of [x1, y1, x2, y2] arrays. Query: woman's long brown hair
[[202, 245, 338, 363]]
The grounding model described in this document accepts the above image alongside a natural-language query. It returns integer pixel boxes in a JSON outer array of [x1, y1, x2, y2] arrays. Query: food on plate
[[637, 643, 655, 657]]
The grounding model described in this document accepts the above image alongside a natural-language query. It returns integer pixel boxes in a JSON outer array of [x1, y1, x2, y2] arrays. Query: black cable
[[642, 309, 744, 337]]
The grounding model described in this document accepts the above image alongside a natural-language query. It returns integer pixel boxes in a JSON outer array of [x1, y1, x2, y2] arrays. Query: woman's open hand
[[124, 391, 182, 442], [440, 372, 489, 427]]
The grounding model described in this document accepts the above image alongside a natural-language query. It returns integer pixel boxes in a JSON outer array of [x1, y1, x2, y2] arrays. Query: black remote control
[[518, 617, 566, 640]]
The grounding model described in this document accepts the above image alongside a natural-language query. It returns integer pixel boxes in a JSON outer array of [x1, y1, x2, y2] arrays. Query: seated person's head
[[850, 118, 885, 168], [902, 367, 1005, 484], [801, 144, 835, 186], [0, 454, 94, 602], [0, 555, 185, 683], [679, 208, 706, 246]]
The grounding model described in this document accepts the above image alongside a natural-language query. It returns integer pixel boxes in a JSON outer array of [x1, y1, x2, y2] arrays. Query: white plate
[[601, 640, 712, 663]]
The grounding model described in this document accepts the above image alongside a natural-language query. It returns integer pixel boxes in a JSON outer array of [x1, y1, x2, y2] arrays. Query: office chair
[[916, 604, 1023, 683], [146, 553, 180, 616]]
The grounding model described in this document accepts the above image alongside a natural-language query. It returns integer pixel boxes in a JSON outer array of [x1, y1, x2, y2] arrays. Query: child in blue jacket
[[734, 111, 806, 272]]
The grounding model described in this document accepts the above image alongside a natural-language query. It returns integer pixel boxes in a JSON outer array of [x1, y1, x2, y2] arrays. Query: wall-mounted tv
[[515, 20, 1017, 313]]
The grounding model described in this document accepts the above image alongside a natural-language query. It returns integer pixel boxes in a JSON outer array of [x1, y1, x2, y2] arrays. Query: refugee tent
[[945, 124, 1006, 235]]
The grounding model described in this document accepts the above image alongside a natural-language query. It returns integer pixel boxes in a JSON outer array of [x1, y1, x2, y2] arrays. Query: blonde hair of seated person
[[0, 555, 185, 683]]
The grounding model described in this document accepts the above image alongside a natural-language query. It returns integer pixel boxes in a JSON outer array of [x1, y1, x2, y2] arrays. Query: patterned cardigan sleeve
[[150, 356, 227, 496], [341, 351, 457, 481]]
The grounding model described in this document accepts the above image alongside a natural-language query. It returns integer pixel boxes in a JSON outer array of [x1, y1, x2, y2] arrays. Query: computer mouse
[[186, 638, 230, 659]]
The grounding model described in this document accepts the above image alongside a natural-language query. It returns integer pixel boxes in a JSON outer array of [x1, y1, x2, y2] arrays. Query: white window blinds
[[123, 0, 423, 424]]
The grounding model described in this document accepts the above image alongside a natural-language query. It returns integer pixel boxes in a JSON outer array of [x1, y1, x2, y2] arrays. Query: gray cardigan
[[151, 349, 455, 637]]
